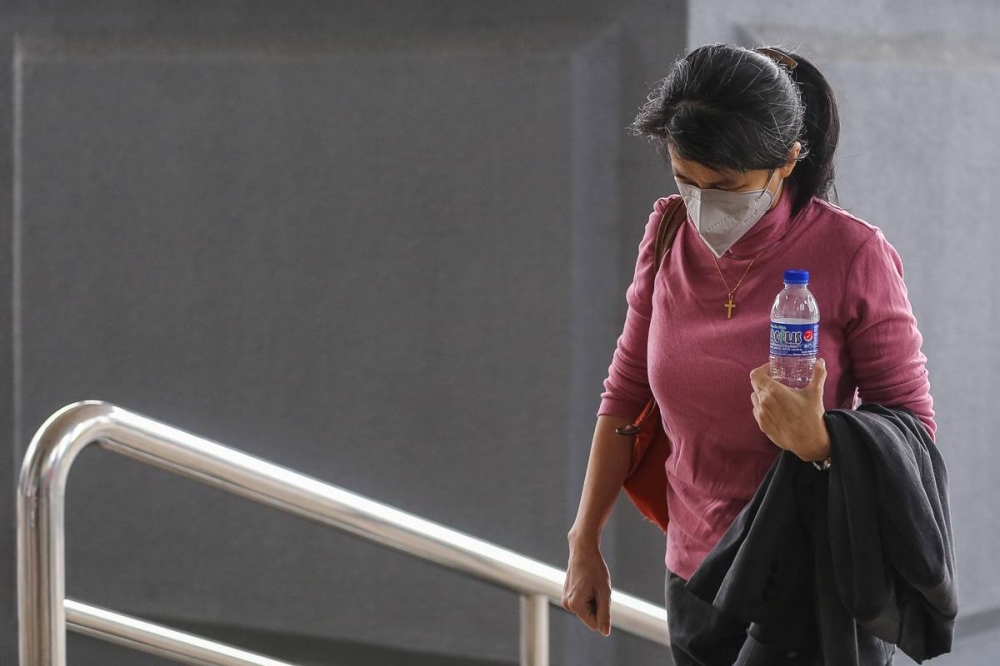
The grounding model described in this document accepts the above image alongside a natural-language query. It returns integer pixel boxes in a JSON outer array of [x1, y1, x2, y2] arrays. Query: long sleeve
[[842, 229, 937, 442], [596, 198, 671, 421]]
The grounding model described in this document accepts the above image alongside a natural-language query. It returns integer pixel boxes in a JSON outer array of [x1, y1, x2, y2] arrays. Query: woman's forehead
[[668, 151, 743, 181]]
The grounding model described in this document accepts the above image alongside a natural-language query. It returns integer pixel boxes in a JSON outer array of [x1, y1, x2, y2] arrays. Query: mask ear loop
[[755, 168, 778, 203]]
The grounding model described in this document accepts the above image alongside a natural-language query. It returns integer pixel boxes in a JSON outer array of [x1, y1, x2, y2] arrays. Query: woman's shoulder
[[633, 194, 684, 247], [642, 194, 684, 236], [653, 193, 682, 215], [802, 196, 889, 256]]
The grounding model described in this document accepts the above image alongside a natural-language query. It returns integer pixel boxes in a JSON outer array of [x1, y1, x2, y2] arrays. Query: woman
[[561, 43, 935, 665]]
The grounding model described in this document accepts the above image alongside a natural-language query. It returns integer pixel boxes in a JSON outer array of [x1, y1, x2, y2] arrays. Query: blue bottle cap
[[784, 269, 810, 284]]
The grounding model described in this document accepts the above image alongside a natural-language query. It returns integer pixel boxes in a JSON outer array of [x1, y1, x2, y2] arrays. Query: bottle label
[[770, 322, 819, 357]]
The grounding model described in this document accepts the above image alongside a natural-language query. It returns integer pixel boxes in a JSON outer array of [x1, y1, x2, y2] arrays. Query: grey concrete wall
[[0, 2, 686, 665], [0, 26, 14, 666], [689, 3, 1000, 664]]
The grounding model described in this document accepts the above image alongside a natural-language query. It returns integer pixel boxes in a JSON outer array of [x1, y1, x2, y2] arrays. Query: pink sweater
[[597, 182, 937, 581]]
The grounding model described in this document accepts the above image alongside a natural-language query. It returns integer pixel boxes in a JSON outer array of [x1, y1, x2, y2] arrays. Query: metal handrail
[[65, 600, 298, 666], [18, 401, 669, 665]]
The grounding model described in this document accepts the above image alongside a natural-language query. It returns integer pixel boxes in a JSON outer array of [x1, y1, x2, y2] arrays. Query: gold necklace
[[713, 246, 770, 319], [712, 178, 785, 319]]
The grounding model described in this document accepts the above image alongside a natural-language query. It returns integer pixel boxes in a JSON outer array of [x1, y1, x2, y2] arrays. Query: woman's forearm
[[567, 414, 637, 549]]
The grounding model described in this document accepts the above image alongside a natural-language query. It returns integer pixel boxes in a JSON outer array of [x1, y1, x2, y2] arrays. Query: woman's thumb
[[810, 358, 827, 388], [598, 592, 612, 636]]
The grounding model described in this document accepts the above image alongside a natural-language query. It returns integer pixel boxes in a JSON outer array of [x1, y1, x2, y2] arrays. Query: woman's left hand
[[749, 358, 831, 462]]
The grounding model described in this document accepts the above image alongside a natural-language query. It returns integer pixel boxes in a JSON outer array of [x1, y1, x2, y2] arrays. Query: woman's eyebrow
[[673, 171, 739, 188]]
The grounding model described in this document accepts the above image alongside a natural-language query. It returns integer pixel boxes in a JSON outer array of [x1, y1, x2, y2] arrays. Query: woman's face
[[667, 142, 801, 207]]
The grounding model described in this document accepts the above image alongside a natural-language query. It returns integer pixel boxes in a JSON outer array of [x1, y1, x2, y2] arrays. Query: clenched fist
[[562, 542, 613, 636]]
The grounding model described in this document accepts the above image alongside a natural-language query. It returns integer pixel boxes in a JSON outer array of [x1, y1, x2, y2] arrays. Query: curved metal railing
[[18, 400, 669, 665]]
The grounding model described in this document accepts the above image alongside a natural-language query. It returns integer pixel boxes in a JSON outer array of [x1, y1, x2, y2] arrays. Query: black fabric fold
[[684, 404, 957, 665]]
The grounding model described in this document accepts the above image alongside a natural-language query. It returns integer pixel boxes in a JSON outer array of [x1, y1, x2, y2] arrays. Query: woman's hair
[[630, 43, 840, 216]]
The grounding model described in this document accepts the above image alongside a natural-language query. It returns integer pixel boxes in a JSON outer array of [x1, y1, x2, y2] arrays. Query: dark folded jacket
[[685, 404, 958, 665]]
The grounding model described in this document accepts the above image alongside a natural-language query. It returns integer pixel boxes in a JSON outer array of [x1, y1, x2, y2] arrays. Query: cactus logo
[[803, 329, 814, 342]]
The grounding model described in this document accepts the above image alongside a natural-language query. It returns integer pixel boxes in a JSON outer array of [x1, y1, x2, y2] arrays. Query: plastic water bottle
[[770, 269, 820, 389]]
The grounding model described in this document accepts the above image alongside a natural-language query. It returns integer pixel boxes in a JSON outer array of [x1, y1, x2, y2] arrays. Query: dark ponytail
[[630, 43, 841, 217], [778, 46, 840, 212]]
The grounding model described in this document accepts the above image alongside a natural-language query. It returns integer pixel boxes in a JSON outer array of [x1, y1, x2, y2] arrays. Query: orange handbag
[[615, 196, 687, 533]]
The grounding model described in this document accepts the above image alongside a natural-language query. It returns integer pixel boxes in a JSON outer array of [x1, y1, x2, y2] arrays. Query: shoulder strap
[[653, 196, 686, 271]]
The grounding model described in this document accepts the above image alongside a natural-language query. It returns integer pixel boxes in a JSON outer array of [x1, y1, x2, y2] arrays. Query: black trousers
[[664, 569, 894, 666]]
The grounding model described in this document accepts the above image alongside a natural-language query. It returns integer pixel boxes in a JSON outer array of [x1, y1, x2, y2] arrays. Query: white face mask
[[675, 169, 780, 258]]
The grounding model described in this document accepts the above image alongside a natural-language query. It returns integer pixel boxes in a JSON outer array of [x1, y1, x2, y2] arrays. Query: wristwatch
[[812, 456, 832, 471]]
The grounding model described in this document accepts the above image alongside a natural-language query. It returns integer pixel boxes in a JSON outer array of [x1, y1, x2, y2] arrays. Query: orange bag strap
[[653, 196, 687, 272]]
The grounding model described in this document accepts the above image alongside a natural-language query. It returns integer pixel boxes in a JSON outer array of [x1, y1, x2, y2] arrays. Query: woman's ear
[[779, 141, 802, 178]]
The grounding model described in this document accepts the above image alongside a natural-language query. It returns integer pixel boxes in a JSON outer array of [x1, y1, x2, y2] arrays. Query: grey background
[[0, 1, 993, 665]]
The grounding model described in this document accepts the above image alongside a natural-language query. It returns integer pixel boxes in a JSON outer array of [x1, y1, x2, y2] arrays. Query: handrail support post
[[519, 593, 549, 666]]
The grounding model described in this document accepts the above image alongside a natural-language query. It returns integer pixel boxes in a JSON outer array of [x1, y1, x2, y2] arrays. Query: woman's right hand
[[562, 539, 612, 636]]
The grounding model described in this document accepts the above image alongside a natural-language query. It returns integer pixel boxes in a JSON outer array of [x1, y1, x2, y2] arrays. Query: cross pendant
[[724, 294, 736, 319]]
